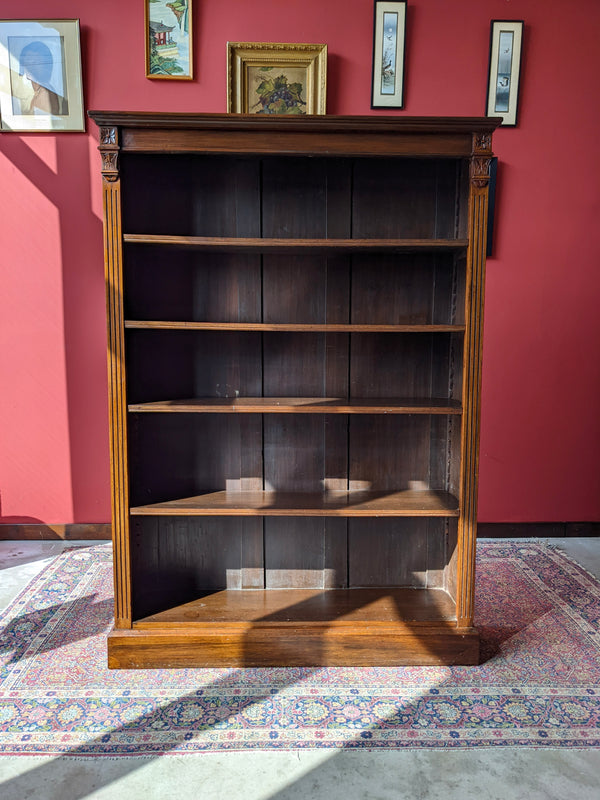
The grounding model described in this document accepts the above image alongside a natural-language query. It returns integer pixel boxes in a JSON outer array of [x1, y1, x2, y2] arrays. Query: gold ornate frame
[[227, 42, 327, 114]]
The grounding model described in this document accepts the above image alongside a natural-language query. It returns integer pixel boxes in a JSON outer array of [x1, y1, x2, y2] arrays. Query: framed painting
[[486, 20, 524, 126], [227, 42, 327, 114], [0, 19, 84, 132], [371, 1, 407, 109], [145, 0, 192, 79]]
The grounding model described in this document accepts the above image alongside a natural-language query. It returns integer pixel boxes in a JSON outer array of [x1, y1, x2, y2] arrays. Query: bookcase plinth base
[[107, 624, 480, 668]]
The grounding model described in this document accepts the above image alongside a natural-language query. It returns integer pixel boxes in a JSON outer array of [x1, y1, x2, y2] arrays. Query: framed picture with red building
[[145, 0, 192, 79]]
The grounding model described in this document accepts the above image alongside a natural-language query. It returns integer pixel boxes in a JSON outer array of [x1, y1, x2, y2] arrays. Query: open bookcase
[[89, 112, 500, 667]]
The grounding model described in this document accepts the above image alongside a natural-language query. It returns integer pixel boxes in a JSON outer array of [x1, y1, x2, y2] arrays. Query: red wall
[[1, 0, 599, 525]]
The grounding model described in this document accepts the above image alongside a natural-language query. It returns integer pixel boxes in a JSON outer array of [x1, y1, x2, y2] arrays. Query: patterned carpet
[[0, 541, 599, 755]]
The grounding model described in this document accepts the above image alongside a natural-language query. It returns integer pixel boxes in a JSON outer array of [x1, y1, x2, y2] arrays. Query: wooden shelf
[[124, 320, 465, 333], [123, 234, 469, 252], [130, 489, 460, 517], [128, 397, 462, 414], [134, 587, 457, 627]]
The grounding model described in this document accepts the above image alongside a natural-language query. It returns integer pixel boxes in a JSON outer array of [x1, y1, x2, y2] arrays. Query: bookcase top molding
[[89, 112, 502, 158], [89, 111, 502, 133]]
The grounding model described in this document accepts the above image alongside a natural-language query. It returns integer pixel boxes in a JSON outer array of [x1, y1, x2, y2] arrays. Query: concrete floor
[[1, 538, 599, 800]]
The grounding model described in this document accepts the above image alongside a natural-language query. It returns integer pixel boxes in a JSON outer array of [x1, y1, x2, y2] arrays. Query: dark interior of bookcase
[[119, 152, 467, 622]]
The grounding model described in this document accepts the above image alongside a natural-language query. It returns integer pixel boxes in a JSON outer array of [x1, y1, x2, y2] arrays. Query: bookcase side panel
[[456, 146, 492, 627], [100, 128, 132, 629]]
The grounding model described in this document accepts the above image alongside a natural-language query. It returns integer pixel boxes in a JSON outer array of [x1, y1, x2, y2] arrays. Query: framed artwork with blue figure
[[0, 19, 84, 132]]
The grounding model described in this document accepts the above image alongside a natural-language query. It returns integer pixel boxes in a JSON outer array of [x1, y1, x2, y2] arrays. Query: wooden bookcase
[[89, 112, 500, 668]]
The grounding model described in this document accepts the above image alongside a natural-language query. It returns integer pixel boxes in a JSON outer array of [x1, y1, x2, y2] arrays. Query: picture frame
[[145, 0, 192, 80], [371, 1, 407, 109], [486, 20, 524, 126], [0, 19, 84, 132], [227, 42, 327, 115]]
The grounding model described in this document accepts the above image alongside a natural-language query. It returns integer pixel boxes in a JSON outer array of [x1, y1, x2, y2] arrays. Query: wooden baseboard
[[1, 522, 598, 542], [478, 522, 600, 538], [0, 523, 111, 541]]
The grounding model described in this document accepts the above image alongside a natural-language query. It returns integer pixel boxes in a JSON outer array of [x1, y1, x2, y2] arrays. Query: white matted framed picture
[[0, 19, 84, 132], [371, 1, 406, 109], [486, 20, 524, 127]]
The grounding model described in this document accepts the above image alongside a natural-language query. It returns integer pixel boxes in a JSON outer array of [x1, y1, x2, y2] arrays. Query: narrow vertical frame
[[371, 2, 407, 109], [145, 0, 193, 80], [486, 20, 523, 126]]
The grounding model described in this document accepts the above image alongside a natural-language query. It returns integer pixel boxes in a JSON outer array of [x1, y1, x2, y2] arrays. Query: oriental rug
[[0, 541, 599, 755]]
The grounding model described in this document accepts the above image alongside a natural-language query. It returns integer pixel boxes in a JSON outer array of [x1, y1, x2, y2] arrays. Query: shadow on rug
[[0, 541, 599, 755]]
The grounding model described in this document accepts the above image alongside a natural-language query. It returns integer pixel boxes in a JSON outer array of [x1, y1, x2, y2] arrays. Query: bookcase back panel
[[352, 159, 461, 239], [191, 255, 262, 322], [124, 251, 262, 323], [126, 330, 263, 402], [349, 416, 439, 492], [351, 254, 461, 325], [121, 155, 262, 237], [128, 414, 263, 505], [123, 253, 464, 329], [129, 515, 450, 610], [263, 416, 348, 493], [348, 518, 447, 588], [121, 155, 195, 235], [190, 159, 261, 237], [130, 516, 264, 619], [192, 332, 263, 398], [126, 330, 460, 405], [129, 516, 450, 608], [349, 333, 458, 400], [264, 517, 348, 589], [124, 246, 195, 321], [262, 158, 328, 238], [125, 330, 196, 403], [128, 412, 457, 505], [121, 154, 465, 242], [262, 332, 348, 396], [262, 256, 350, 324], [128, 414, 195, 506], [428, 414, 456, 493], [264, 519, 448, 590]]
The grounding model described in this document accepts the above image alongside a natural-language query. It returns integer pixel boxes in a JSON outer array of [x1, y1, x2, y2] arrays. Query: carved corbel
[[471, 130, 493, 188], [470, 155, 491, 189], [473, 132, 492, 154], [99, 126, 120, 182]]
